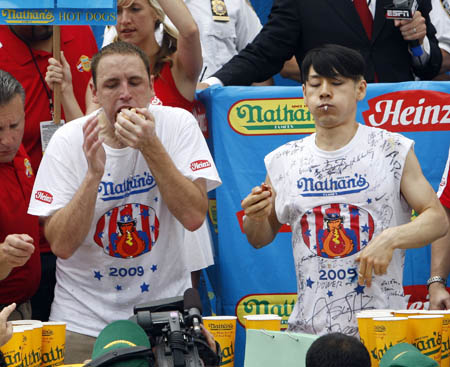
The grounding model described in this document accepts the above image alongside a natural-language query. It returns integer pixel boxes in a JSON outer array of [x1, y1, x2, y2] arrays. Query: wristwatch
[[427, 276, 447, 289]]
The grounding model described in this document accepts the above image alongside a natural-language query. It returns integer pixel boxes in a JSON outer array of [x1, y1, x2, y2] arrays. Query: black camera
[[86, 288, 221, 367]]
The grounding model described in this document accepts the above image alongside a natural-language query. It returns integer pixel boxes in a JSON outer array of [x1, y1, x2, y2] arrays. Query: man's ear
[[90, 79, 99, 104], [356, 78, 367, 101], [302, 83, 309, 106]]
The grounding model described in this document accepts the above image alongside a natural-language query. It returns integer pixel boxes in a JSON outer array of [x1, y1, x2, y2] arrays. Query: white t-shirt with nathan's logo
[[28, 105, 221, 337]]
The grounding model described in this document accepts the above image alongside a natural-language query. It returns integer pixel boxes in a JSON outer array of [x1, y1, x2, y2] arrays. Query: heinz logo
[[363, 90, 450, 132], [35, 191, 53, 204], [191, 160, 211, 171]]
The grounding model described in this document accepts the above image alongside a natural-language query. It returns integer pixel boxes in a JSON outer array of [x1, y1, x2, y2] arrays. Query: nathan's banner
[[0, 0, 117, 26], [197, 81, 450, 367]]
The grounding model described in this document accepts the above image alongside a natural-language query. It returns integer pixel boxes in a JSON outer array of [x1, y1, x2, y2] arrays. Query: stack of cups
[[356, 309, 395, 367], [357, 309, 450, 367], [203, 316, 237, 367], [11, 320, 43, 367]]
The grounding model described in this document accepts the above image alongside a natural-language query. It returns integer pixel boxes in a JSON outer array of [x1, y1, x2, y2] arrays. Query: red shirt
[[0, 25, 98, 173], [0, 145, 41, 304], [154, 62, 197, 113]]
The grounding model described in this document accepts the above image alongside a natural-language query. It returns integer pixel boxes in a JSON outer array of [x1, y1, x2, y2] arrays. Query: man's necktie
[[354, 0, 373, 39]]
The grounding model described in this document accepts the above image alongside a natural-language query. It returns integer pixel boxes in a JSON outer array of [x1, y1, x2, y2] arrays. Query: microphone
[[183, 287, 203, 336], [385, 0, 423, 57]]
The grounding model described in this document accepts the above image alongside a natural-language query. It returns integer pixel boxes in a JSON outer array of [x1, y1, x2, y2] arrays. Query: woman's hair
[[116, 0, 178, 77]]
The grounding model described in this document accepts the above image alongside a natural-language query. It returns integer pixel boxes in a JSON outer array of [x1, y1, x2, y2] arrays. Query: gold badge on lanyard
[[211, 0, 230, 22]]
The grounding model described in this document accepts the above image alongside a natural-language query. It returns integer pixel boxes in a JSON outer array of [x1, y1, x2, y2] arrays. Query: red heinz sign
[[363, 90, 450, 132]]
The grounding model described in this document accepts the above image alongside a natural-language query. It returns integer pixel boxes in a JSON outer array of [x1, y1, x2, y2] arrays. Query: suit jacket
[[214, 0, 442, 84]]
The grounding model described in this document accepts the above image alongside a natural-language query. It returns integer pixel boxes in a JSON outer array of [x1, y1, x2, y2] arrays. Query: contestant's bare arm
[[159, 0, 202, 86], [429, 205, 450, 309], [357, 148, 448, 286], [115, 108, 207, 232], [44, 115, 105, 259], [242, 176, 282, 248]]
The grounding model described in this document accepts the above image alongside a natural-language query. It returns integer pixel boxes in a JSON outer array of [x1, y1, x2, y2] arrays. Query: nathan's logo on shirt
[[98, 172, 156, 201], [297, 173, 369, 197], [228, 98, 315, 135], [35, 190, 53, 204], [301, 204, 374, 259], [94, 203, 159, 259], [24, 158, 33, 178], [77, 55, 91, 72], [190, 160, 211, 171], [363, 90, 450, 133]]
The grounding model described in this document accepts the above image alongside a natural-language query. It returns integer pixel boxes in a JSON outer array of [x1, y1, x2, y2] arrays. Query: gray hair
[[0, 70, 25, 106]]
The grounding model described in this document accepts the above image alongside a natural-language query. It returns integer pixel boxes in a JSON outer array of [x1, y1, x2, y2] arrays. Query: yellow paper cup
[[12, 320, 43, 367], [41, 321, 66, 367], [243, 314, 281, 331], [0, 326, 26, 367], [372, 317, 408, 362], [408, 314, 443, 364], [357, 311, 393, 367], [203, 316, 237, 367]]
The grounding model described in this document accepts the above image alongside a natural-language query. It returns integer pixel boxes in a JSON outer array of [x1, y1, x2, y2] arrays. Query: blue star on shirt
[[354, 284, 365, 295], [141, 282, 150, 292], [304, 229, 311, 237], [141, 208, 149, 219], [151, 225, 155, 232], [98, 231, 104, 239], [350, 208, 360, 217], [361, 239, 368, 247], [327, 290, 333, 297], [151, 264, 157, 272], [135, 204, 140, 208], [306, 277, 314, 288], [94, 271, 103, 281], [361, 224, 370, 233], [116, 285, 122, 291], [367, 198, 372, 204], [154, 197, 158, 202]]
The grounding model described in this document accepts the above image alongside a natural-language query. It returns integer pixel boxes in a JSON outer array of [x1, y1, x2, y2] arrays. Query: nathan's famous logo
[[1, 9, 55, 24], [235, 293, 297, 329], [94, 203, 159, 259], [297, 173, 369, 197], [98, 171, 156, 202], [77, 55, 91, 73], [301, 204, 374, 259], [363, 90, 450, 132], [228, 97, 315, 135]]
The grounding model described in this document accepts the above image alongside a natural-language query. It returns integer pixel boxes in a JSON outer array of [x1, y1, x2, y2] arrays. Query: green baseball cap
[[91, 320, 151, 367], [380, 343, 439, 367]]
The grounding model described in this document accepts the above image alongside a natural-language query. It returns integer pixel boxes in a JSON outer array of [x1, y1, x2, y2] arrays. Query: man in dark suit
[[200, 0, 442, 85]]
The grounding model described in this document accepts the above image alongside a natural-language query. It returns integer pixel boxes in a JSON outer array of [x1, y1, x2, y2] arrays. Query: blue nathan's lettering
[[297, 174, 369, 197], [99, 172, 156, 201]]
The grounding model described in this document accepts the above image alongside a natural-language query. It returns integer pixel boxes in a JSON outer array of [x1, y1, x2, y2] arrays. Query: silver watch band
[[427, 275, 447, 289]]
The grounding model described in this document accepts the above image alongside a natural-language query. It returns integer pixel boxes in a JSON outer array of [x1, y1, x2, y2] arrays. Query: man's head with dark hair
[[301, 44, 366, 84], [91, 41, 151, 88], [306, 332, 371, 367]]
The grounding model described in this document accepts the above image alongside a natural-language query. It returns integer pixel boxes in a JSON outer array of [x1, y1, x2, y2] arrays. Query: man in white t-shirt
[[28, 41, 221, 363], [241, 44, 447, 337]]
